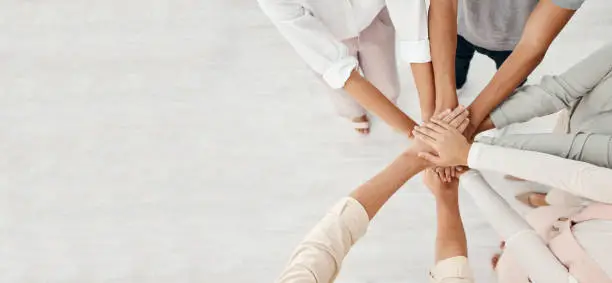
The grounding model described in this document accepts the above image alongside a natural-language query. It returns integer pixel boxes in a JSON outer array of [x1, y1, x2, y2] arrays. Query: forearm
[[469, 0, 575, 127], [435, 192, 467, 262], [428, 0, 459, 111], [278, 149, 428, 282], [350, 150, 428, 220], [411, 62, 436, 121], [469, 44, 546, 126], [344, 70, 417, 137], [474, 116, 494, 134]]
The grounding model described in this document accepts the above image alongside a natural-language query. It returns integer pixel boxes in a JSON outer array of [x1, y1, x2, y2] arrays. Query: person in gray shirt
[[474, 43, 612, 207], [454, 0, 539, 90], [455, 0, 586, 91], [428, 0, 586, 139], [421, 0, 586, 201]]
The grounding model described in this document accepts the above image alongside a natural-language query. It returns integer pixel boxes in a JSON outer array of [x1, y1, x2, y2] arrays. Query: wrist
[[435, 192, 460, 209], [402, 149, 430, 169], [458, 144, 471, 166]]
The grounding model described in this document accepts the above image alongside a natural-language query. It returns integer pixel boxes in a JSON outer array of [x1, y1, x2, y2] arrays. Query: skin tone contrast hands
[[428, 0, 576, 140], [414, 106, 470, 183], [413, 118, 474, 167], [349, 106, 470, 220]]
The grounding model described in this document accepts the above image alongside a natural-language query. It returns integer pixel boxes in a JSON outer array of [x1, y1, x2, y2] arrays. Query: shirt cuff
[[400, 39, 431, 63], [322, 57, 359, 89], [551, 0, 584, 10], [330, 197, 370, 241], [429, 256, 473, 282], [466, 143, 486, 169], [489, 107, 511, 129]]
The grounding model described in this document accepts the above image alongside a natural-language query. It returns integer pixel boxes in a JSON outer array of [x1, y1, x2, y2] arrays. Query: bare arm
[[477, 43, 612, 134], [344, 70, 418, 137], [258, 0, 419, 137], [429, 177, 467, 262], [467, 0, 576, 135], [428, 0, 459, 112], [423, 171, 472, 283], [411, 63, 437, 121], [351, 149, 429, 219]]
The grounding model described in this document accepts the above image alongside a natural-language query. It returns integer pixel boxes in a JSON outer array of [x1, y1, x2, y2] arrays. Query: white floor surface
[[1, 1, 612, 282]]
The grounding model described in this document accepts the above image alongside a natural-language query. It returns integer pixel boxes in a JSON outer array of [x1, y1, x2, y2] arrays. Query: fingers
[[433, 167, 452, 183], [433, 109, 452, 121], [417, 152, 442, 165], [455, 166, 469, 177], [436, 169, 446, 183], [457, 118, 470, 133], [441, 105, 467, 123], [448, 108, 469, 128], [413, 126, 442, 143], [444, 167, 453, 183], [422, 121, 449, 133]]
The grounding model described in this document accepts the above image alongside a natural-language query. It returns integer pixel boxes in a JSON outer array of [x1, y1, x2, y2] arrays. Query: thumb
[[417, 152, 442, 165]]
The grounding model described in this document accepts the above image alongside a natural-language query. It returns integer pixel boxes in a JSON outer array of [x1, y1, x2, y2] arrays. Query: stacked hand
[[409, 106, 470, 183], [408, 106, 470, 158], [413, 115, 473, 168]]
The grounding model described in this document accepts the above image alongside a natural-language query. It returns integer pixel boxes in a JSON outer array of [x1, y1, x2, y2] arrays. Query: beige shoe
[[351, 115, 370, 135], [504, 175, 525, 181], [515, 192, 548, 208]]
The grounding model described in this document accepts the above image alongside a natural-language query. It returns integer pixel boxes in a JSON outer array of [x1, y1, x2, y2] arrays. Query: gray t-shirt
[[457, 0, 586, 51]]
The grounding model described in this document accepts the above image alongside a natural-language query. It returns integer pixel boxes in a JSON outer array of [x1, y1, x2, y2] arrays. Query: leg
[[356, 8, 400, 105], [455, 35, 476, 89], [496, 252, 531, 283]]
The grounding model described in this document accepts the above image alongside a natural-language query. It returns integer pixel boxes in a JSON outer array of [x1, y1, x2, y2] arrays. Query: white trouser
[[322, 8, 400, 119]]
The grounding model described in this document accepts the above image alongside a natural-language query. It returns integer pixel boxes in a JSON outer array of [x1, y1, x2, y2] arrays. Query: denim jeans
[[455, 35, 526, 89]]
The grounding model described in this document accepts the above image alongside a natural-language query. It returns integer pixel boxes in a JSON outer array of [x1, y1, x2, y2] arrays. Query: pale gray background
[[1, 0, 611, 282]]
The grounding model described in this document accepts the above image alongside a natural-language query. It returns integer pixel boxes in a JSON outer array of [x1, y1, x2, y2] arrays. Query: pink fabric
[[497, 204, 612, 283], [327, 8, 400, 119]]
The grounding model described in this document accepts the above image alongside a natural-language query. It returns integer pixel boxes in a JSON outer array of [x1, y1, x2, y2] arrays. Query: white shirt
[[258, 0, 430, 89], [462, 143, 612, 281], [275, 198, 473, 283]]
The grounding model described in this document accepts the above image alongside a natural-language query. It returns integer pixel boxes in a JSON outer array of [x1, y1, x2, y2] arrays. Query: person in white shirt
[[257, 0, 434, 135], [413, 118, 612, 283]]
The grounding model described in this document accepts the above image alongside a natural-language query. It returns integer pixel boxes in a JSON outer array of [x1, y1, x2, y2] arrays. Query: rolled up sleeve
[[386, 0, 431, 63], [429, 256, 474, 283], [258, 0, 358, 89], [276, 197, 370, 283]]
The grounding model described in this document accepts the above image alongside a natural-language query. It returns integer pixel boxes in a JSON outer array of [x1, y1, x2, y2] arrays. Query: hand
[[413, 118, 472, 167], [407, 106, 468, 156], [423, 169, 459, 199], [434, 166, 456, 183], [422, 106, 470, 182]]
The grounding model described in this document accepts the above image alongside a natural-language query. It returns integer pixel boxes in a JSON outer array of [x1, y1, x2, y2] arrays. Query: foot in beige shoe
[[515, 192, 549, 208], [504, 175, 525, 181], [351, 115, 370, 135]]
